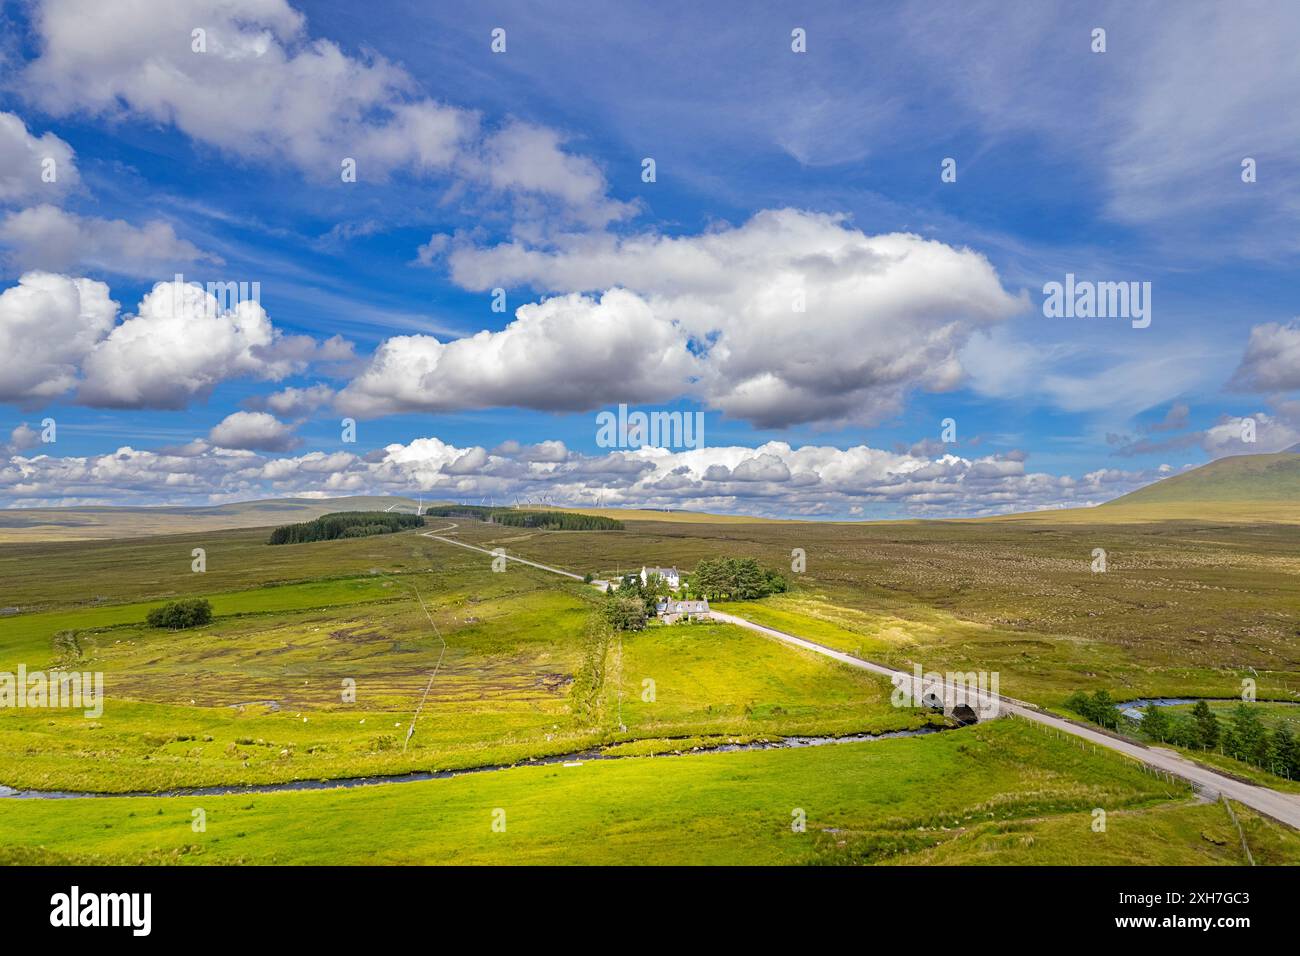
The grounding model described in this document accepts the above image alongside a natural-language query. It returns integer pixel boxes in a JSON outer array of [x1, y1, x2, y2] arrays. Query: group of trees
[[492, 511, 623, 531], [268, 511, 424, 545], [689, 557, 787, 601], [423, 506, 623, 530], [1066, 690, 1300, 779], [146, 598, 213, 630], [1063, 689, 1122, 728], [423, 505, 494, 519], [600, 572, 669, 631]]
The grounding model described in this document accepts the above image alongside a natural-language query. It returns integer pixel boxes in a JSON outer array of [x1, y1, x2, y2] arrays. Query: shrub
[[146, 598, 213, 629]]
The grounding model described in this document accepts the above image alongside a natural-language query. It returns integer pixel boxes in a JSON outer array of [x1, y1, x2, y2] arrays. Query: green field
[[0, 527, 929, 793], [442, 514, 1300, 707], [3, 498, 1299, 864], [7, 719, 1296, 865]]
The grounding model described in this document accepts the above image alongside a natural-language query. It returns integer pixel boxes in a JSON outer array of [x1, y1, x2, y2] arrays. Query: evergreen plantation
[[268, 512, 425, 545], [422, 506, 623, 531]]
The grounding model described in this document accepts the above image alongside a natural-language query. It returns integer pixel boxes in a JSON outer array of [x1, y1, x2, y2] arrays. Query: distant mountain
[[1096, 451, 1300, 521], [0, 496, 427, 542]]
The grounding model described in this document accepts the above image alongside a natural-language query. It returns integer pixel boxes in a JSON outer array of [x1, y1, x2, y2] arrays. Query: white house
[[640, 566, 680, 590]]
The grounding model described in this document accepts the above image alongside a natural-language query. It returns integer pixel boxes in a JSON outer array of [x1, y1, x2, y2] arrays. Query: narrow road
[[420, 530, 1300, 830], [713, 610, 1300, 828]]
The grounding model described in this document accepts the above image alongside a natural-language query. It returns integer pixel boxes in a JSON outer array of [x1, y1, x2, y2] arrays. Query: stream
[[0, 724, 947, 800]]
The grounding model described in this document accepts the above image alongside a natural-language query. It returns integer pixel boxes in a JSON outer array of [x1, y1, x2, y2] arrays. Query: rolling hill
[[1107, 451, 1300, 506], [968, 451, 1300, 524], [0, 496, 424, 542]]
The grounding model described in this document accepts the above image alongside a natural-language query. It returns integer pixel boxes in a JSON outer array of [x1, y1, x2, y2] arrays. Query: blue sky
[[1, 0, 1297, 517]]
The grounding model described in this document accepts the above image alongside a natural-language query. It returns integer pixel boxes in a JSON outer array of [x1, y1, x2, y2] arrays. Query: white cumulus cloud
[[0, 272, 117, 405], [0, 111, 78, 203], [443, 209, 1025, 426], [0, 272, 347, 409], [0, 204, 218, 277], [337, 289, 700, 417], [209, 411, 300, 452]]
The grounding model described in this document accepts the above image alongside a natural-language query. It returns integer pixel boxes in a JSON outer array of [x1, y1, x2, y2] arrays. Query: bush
[[146, 598, 213, 629]]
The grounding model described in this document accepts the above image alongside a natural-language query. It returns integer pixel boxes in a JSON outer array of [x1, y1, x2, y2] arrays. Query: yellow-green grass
[[0, 632, 920, 793], [5, 496, 1298, 867], [711, 596, 917, 658], [6, 719, 1276, 866], [0, 525, 446, 610], [0, 579, 593, 791], [882, 799, 1297, 866], [0, 552, 923, 791], [28, 503, 1288, 716], [610, 620, 933, 740], [0, 576, 415, 667], [465, 515, 1300, 708], [713, 594, 1286, 710]]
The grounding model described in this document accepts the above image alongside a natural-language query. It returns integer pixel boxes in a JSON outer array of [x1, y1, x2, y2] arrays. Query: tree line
[[1066, 690, 1300, 779], [423, 505, 623, 531], [268, 511, 425, 545], [689, 557, 787, 601]]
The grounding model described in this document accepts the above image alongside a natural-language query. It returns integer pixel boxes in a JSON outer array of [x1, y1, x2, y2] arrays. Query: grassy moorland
[[3, 479, 1298, 865], [445, 514, 1300, 708], [0, 526, 925, 793], [6, 719, 1297, 866], [0, 496, 428, 543]]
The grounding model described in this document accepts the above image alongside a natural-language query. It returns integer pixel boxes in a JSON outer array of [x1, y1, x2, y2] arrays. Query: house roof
[[662, 599, 709, 612]]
